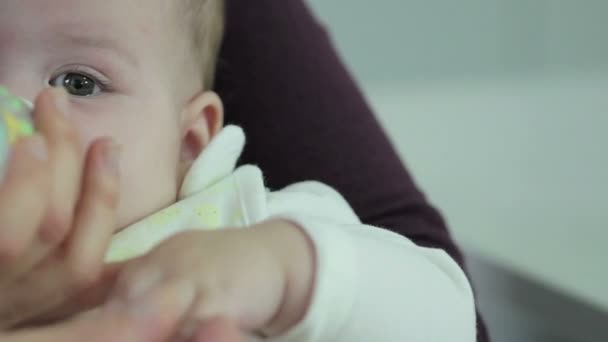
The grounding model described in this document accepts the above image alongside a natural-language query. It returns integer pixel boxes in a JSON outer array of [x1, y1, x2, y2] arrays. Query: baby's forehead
[[2, 0, 180, 39], [0, 0, 198, 91], [8, 0, 185, 58]]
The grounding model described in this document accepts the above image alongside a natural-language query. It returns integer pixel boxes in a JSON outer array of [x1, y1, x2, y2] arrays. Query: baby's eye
[[49, 72, 102, 97]]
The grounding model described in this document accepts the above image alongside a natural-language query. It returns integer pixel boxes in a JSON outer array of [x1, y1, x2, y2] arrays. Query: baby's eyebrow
[[56, 33, 137, 67]]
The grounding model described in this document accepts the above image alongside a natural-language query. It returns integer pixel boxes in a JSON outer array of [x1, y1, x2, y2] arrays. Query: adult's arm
[[215, 0, 488, 340]]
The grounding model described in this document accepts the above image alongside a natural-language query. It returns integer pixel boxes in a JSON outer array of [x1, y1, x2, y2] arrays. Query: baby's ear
[[179, 91, 224, 173]]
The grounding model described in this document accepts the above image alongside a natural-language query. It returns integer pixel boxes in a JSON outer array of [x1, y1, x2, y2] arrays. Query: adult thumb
[[194, 317, 245, 342], [3, 278, 194, 342]]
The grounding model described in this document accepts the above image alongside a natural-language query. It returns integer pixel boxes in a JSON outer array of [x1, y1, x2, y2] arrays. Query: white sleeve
[[264, 182, 477, 342]]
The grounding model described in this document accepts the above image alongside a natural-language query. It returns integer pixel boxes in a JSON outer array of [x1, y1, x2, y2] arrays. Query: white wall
[[306, 0, 608, 313]]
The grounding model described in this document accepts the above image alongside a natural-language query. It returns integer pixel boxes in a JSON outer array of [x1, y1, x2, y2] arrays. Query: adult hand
[[0, 87, 120, 327], [111, 219, 315, 340], [1, 279, 197, 342]]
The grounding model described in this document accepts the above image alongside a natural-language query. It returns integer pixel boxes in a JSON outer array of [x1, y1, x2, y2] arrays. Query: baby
[[0, 0, 477, 341]]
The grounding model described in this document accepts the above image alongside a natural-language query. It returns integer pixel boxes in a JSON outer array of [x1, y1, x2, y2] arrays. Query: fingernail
[[51, 88, 69, 116], [103, 141, 121, 176], [24, 135, 48, 161]]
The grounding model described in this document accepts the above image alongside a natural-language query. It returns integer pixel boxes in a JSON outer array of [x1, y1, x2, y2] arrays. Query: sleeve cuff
[[266, 215, 358, 342]]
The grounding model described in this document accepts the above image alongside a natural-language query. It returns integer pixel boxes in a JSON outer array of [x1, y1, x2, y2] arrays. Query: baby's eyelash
[[52, 65, 114, 92], [70, 66, 113, 91]]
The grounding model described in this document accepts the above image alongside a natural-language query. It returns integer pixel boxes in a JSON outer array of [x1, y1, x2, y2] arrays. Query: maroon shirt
[[215, 1, 489, 340]]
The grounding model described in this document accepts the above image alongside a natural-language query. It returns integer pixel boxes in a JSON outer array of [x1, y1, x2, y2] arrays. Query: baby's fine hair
[[180, 0, 225, 90]]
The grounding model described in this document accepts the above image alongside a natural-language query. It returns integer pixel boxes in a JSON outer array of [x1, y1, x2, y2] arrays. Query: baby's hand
[[0, 88, 120, 327], [111, 220, 316, 341]]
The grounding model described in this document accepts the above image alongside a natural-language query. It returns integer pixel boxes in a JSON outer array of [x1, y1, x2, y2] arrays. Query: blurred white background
[[306, 1, 608, 341]]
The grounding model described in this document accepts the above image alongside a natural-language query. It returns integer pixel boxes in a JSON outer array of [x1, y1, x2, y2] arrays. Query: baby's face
[[0, 0, 210, 228]]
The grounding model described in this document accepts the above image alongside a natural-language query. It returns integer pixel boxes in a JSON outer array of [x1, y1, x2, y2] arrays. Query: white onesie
[[106, 125, 477, 342]]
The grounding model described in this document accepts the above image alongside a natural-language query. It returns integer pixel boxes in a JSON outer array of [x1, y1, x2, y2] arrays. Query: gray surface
[[468, 253, 608, 342], [307, 0, 608, 84]]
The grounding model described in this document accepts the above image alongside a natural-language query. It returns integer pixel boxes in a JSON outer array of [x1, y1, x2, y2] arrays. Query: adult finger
[[0, 88, 83, 281], [4, 277, 194, 342], [0, 134, 49, 266], [11, 261, 127, 327], [33, 87, 83, 243], [4, 138, 121, 326], [64, 137, 120, 286], [193, 317, 244, 342]]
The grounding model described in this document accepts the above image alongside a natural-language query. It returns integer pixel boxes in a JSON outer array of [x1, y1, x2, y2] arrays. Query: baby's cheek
[[71, 117, 116, 159], [68, 98, 131, 145], [114, 157, 179, 231], [74, 102, 182, 231]]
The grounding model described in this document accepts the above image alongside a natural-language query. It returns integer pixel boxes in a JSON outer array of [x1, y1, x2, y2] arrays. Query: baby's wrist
[[251, 219, 316, 337]]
